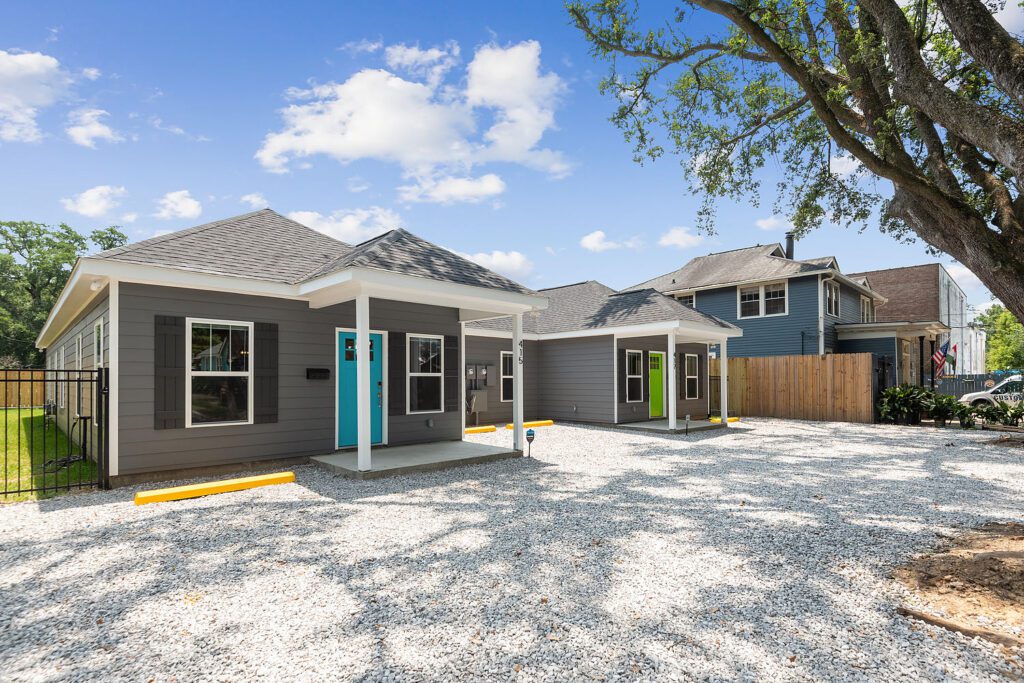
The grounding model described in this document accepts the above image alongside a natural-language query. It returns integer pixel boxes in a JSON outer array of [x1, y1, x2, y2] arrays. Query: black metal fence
[[1, 368, 109, 498]]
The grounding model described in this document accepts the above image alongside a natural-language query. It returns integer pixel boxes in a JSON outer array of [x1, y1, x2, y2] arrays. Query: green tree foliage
[[976, 304, 1024, 370], [569, 0, 1024, 322], [0, 221, 127, 367]]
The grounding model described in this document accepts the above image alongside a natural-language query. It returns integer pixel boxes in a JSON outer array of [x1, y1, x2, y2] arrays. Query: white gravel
[[1, 419, 1022, 682]]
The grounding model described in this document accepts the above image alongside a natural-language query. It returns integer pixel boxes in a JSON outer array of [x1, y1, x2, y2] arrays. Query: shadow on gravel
[[1, 420, 1021, 680]]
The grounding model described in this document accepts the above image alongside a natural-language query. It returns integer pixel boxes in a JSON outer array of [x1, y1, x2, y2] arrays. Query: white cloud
[[755, 215, 791, 231], [657, 226, 704, 249], [81, 67, 101, 80], [580, 229, 642, 252], [347, 176, 370, 193], [65, 108, 122, 148], [257, 40, 568, 199], [120, 212, 138, 224], [0, 49, 71, 142], [287, 206, 401, 244], [946, 263, 985, 293], [154, 190, 202, 220], [60, 185, 126, 217], [384, 41, 459, 87], [996, 1, 1024, 33], [240, 192, 269, 209], [339, 38, 382, 55], [456, 249, 533, 280], [149, 116, 209, 142], [829, 155, 860, 177], [398, 173, 506, 204]]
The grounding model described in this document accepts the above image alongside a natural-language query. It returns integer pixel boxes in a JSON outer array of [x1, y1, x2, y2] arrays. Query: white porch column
[[355, 293, 372, 471], [667, 331, 677, 430], [512, 312, 524, 451], [719, 338, 729, 427]]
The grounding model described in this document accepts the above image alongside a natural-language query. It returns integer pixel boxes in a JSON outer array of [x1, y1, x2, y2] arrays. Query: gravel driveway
[[2, 419, 1022, 681]]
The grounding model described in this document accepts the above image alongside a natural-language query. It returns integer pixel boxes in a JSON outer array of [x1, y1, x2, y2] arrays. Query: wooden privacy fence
[[1, 370, 47, 408], [709, 353, 876, 424]]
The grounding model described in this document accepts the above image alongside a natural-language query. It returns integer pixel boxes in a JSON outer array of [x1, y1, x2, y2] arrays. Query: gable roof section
[[302, 228, 533, 295], [96, 209, 352, 284], [469, 280, 738, 335], [624, 244, 829, 293]]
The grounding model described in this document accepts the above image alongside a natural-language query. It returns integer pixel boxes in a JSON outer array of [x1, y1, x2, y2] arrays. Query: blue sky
[[0, 1, 1008, 312]]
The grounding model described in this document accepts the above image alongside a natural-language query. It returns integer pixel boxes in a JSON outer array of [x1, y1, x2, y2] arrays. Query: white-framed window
[[738, 281, 788, 318], [500, 350, 514, 403], [75, 334, 83, 371], [676, 292, 695, 308], [625, 350, 643, 403], [824, 280, 840, 317], [407, 334, 444, 414], [93, 320, 104, 369], [685, 354, 699, 400], [860, 296, 875, 323], [58, 346, 65, 407], [186, 318, 253, 428]]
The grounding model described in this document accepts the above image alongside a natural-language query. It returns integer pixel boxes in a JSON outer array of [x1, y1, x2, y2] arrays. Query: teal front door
[[337, 331, 384, 448]]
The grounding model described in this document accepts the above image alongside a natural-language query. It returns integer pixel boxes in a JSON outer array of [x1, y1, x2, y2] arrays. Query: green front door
[[649, 352, 664, 418]]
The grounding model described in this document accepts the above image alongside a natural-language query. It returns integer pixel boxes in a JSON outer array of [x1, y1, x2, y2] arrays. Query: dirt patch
[[896, 523, 1024, 654], [986, 435, 1024, 449]]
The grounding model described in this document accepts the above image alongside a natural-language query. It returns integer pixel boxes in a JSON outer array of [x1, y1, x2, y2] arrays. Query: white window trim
[[676, 291, 696, 308], [500, 350, 513, 403], [93, 320, 104, 369], [824, 280, 840, 318], [75, 334, 83, 371], [860, 295, 874, 323], [685, 353, 700, 400], [737, 280, 789, 319], [406, 333, 445, 415], [58, 347, 65, 407], [185, 317, 255, 429], [625, 349, 643, 403]]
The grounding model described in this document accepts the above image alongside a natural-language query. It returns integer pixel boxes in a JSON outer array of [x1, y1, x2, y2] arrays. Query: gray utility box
[[468, 389, 489, 413]]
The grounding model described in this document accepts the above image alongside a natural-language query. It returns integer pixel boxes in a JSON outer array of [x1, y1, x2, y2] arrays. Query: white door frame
[[649, 351, 667, 419], [335, 327, 389, 448]]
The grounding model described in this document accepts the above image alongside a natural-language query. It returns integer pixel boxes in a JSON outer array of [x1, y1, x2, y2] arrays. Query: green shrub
[[952, 402, 977, 429], [927, 393, 960, 426], [878, 384, 930, 425]]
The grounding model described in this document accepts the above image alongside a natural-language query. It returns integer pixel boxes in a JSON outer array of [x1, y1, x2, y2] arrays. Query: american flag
[[932, 340, 956, 378]]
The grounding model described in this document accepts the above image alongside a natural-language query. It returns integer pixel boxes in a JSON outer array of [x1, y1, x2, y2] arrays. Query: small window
[[93, 320, 104, 369], [500, 351, 514, 402], [764, 283, 787, 316], [685, 354, 699, 400], [187, 318, 253, 427], [738, 286, 761, 318], [860, 296, 874, 323], [625, 350, 643, 403], [824, 280, 840, 317], [75, 334, 83, 371], [58, 347, 65, 407], [408, 334, 443, 414], [677, 293, 695, 308]]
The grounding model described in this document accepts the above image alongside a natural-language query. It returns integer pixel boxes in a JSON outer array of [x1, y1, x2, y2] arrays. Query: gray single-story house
[[464, 281, 742, 429], [36, 209, 547, 483]]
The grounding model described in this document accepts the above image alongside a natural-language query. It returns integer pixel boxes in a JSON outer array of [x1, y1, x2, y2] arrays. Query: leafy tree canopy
[[569, 0, 1024, 322], [0, 221, 127, 368], [975, 303, 1024, 370]]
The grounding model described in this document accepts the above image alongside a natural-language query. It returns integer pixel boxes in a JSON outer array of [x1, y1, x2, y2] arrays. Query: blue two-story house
[[626, 235, 946, 385]]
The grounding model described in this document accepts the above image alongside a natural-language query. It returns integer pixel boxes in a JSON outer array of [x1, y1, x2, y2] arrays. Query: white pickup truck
[[959, 375, 1024, 407]]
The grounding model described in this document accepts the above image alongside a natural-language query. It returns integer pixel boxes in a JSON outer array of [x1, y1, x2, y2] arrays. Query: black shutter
[[618, 348, 626, 402], [253, 322, 278, 424], [388, 332, 406, 416], [678, 353, 685, 399], [154, 316, 186, 429], [443, 334, 459, 412]]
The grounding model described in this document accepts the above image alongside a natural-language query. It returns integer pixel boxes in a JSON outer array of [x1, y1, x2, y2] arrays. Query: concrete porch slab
[[311, 441, 521, 480], [615, 419, 726, 435]]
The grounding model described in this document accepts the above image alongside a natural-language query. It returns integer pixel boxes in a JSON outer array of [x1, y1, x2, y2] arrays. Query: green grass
[[2, 407, 98, 501]]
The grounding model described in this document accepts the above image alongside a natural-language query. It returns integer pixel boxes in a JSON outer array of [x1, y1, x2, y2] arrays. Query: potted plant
[[927, 393, 959, 427], [878, 384, 930, 425], [952, 402, 977, 429]]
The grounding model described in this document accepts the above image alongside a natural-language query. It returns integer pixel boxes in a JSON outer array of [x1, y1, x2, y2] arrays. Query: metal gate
[[1, 368, 109, 498]]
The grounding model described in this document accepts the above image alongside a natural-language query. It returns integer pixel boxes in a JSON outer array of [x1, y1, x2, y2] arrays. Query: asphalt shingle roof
[[94, 209, 533, 295], [624, 244, 834, 293], [469, 280, 737, 335]]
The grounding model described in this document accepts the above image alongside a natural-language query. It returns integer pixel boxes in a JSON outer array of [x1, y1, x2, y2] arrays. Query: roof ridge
[[538, 280, 607, 292], [95, 208, 273, 258], [702, 243, 781, 257]]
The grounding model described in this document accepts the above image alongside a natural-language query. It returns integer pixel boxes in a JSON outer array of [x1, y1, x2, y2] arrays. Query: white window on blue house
[[738, 286, 761, 318], [860, 295, 875, 323], [824, 280, 840, 317], [186, 318, 253, 427], [676, 292, 695, 308], [738, 281, 787, 318]]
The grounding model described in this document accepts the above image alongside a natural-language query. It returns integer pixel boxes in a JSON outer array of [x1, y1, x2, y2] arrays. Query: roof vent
[[785, 232, 795, 260]]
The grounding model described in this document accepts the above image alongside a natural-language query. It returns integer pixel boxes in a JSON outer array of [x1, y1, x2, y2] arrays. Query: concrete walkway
[[311, 440, 520, 479]]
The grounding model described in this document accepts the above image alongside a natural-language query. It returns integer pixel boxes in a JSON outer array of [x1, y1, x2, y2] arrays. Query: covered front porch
[[614, 418, 725, 435], [312, 441, 521, 479]]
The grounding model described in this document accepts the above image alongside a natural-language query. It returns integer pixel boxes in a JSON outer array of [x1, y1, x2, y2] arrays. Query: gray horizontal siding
[[117, 284, 462, 475], [537, 336, 614, 423], [463, 336, 540, 425], [614, 336, 709, 422], [824, 280, 865, 352]]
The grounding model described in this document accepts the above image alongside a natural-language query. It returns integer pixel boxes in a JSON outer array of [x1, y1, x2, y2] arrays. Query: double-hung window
[[677, 293, 695, 308], [685, 354, 699, 400], [824, 280, 840, 317], [625, 350, 643, 403], [187, 318, 253, 427], [408, 334, 443, 413], [860, 296, 874, 323], [93, 320, 104, 369], [738, 281, 788, 318], [500, 351, 514, 402]]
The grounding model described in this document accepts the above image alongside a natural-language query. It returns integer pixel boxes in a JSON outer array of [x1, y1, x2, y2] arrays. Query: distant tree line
[[974, 304, 1024, 372]]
